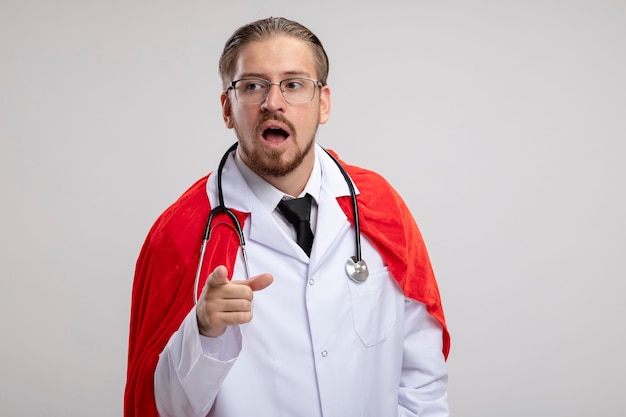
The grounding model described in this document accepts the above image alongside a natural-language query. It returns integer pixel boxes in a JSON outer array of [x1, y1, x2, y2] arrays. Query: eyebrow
[[238, 70, 313, 80]]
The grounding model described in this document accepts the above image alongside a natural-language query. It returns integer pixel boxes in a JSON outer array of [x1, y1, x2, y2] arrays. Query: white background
[[2, 0, 625, 415]]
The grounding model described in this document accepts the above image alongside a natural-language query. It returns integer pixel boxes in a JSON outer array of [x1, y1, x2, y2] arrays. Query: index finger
[[206, 265, 230, 288]]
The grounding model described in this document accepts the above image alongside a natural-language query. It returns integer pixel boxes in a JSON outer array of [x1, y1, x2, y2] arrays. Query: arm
[[154, 308, 242, 417], [124, 176, 256, 417], [154, 266, 273, 417], [398, 299, 450, 417]]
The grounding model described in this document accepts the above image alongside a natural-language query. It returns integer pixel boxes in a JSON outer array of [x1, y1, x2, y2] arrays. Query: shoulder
[[154, 175, 211, 227], [140, 175, 212, 260], [325, 149, 405, 209]]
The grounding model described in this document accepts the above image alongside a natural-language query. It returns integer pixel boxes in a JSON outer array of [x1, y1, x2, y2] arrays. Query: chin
[[256, 152, 302, 178]]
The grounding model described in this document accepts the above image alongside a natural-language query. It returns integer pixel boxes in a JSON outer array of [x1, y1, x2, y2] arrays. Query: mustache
[[255, 113, 296, 135]]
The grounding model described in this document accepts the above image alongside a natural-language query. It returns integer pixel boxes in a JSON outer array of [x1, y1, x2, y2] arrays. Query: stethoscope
[[193, 143, 369, 304]]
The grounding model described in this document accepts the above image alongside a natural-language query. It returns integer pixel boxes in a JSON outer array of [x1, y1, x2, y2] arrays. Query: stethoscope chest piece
[[346, 256, 369, 283]]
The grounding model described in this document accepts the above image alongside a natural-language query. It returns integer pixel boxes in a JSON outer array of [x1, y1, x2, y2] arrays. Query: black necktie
[[277, 194, 314, 256]]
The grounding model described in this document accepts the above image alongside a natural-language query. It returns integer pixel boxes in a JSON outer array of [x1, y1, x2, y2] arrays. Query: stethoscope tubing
[[321, 148, 363, 266], [193, 143, 367, 304]]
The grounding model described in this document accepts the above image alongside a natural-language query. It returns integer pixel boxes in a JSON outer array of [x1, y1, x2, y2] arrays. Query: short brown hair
[[219, 17, 329, 91]]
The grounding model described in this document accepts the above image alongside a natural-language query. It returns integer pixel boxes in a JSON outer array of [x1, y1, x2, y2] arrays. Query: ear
[[318, 85, 331, 125], [221, 92, 235, 129]]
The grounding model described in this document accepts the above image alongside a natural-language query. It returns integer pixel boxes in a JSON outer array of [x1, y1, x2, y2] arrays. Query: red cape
[[124, 152, 449, 416]]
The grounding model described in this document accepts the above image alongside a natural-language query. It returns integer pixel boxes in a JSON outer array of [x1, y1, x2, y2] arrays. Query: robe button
[[321, 350, 328, 357], [309, 279, 315, 285]]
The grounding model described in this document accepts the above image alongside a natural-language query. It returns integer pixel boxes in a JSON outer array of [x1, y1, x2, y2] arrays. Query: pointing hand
[[196, 265, 273, 338]]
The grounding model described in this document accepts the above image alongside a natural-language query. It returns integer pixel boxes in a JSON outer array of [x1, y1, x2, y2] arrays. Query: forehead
[[232, 35, 318, 80]]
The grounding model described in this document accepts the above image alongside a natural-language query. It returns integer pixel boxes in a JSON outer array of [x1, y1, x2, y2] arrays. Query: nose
[[261, 83, 286, 112]]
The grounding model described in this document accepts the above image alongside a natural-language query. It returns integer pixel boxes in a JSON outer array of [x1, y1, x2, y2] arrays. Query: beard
[[234, 114, 317, 178]]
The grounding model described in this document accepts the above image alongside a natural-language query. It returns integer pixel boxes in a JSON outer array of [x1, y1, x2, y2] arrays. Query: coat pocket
[[348, 266, 397, 347]]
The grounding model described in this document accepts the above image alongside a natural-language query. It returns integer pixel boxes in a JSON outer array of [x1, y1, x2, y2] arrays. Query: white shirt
[[154, 145, 450, 417], [233, 147, 321, 241]]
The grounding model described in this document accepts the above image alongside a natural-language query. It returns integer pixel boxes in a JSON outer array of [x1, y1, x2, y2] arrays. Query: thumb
[[245, 273, 274, 292]]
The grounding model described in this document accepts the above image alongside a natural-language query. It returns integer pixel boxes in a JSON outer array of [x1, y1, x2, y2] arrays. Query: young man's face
[[221, 35, 331, 182]]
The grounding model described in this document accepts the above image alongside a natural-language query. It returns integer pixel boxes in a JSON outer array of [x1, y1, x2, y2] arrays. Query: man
[[125, 17, 450, 417]]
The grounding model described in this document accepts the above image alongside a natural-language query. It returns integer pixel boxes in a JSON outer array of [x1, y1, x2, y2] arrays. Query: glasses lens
[[233, 79, 268, 104], [280, 78, 317, 104]]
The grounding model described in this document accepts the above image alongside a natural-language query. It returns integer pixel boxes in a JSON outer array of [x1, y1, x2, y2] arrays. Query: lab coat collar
[[312, 145, 361, 267]]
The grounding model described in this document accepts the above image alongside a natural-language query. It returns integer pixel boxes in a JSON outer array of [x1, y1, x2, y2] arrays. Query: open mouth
[[262, 126, 290, 144]]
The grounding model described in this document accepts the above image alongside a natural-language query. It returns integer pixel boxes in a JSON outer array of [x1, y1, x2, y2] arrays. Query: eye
[[239, 79, 267, 93], [283, 79, 305, 91]]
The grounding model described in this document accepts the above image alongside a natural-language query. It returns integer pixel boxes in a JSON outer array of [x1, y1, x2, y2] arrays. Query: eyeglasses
[[227, 77, 323, 104]]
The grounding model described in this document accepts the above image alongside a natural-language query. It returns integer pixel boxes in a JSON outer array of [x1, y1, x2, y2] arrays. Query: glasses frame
[[227, 77, 323, 104]]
